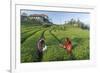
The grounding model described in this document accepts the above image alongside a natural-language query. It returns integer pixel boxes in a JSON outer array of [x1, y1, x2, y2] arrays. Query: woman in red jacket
[[60, 37, 72, 55]]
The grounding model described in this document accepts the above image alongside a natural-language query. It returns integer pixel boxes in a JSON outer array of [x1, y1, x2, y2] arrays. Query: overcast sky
[[21, 9, 90, 25]]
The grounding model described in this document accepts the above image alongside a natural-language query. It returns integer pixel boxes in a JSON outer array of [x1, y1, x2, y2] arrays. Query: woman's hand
[[59, 44, 63, 48]]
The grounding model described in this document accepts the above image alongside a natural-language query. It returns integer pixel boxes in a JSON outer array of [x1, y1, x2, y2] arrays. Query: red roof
[[30, 14, 48, 17]]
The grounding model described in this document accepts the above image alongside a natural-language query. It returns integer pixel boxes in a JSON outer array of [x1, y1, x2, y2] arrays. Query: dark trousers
[[37, 50, 43, 61]]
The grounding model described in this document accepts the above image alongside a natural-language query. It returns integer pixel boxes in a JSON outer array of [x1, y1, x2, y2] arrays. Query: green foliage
[[21, 30, 46, 62], [21, 24, 89, 63]]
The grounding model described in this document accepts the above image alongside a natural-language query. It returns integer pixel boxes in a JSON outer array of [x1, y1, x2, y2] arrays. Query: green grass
[[42, 30, 68, 61], [51, 27, 89, 60], [21, 29, 46, 62], [21, 24, 89, 63]]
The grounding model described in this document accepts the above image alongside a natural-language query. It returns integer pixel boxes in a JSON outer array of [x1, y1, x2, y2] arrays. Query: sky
[[21, 9, 90, 25]]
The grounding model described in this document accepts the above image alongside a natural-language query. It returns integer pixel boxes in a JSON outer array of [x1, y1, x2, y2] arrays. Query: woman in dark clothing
[[36, 38, 45, 61]]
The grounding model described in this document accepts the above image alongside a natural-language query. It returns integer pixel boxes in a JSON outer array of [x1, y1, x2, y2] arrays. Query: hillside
[[21, 24, 89, 62]]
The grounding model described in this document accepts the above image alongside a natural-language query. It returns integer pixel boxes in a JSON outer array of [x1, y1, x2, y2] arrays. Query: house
[[73, 23, 79, 27], [29, 14, 50, 23]]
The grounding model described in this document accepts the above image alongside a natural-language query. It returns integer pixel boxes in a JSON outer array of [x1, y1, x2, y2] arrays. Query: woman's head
[[65, 37, 70, 41]]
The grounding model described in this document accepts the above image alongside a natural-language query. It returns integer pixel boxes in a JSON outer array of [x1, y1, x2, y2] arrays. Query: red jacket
[[64, 40, 72, 53]]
